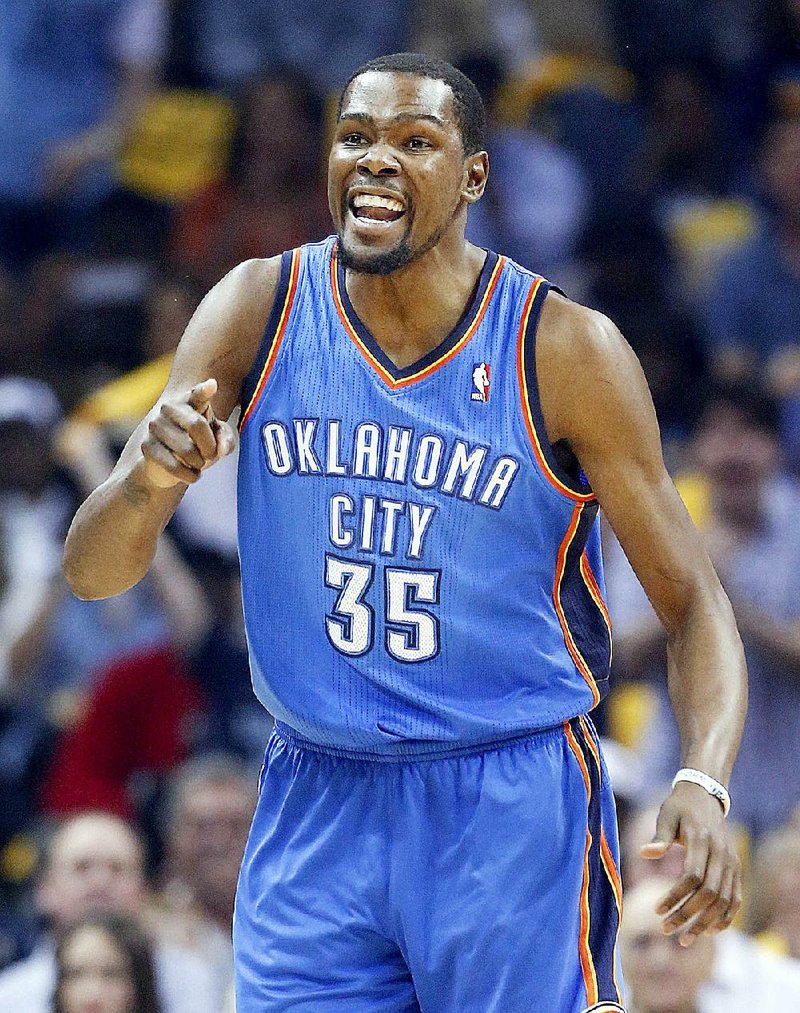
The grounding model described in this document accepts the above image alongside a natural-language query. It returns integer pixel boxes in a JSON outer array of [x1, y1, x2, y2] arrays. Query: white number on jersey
[[324, 554, 440, 663], [324, 556, 374, 655], [384, 567, 440, 662]]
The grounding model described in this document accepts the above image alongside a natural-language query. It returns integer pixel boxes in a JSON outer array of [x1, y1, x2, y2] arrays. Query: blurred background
[[1, 1, 800, 1011]]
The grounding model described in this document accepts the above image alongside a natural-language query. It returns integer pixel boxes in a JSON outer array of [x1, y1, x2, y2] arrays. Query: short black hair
[[338, 52, 487, 155], [698, 377, 781, 437]]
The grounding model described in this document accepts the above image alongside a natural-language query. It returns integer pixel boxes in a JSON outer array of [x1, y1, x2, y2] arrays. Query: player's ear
[[462, 152, 489, 204]]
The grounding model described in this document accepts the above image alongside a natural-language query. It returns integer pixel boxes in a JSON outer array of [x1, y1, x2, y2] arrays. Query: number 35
[[324, 553, 440, 663]]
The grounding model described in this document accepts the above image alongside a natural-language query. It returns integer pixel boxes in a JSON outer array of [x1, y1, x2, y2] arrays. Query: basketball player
[[64, 54, 747, 1012]]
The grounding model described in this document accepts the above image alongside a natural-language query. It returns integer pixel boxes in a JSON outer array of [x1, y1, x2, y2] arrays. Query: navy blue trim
[[238, 249, 295, 419], [522, 282, 594, 497], [560, 506, 611, 695], [335, 248, 500, 380], [571, 718, 622, 1007]]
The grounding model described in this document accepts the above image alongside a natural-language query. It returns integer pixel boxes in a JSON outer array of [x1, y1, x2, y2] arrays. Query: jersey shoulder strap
[[239, 247, 301, 429], [517, 277, 595, 501]]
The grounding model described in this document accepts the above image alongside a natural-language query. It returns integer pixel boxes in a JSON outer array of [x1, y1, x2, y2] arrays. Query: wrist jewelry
[[672, 768, 731, 817]]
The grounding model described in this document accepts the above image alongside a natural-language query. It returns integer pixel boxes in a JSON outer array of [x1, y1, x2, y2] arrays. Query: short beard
[[338, 205, 459, 277], [338, 237, 416, 276]]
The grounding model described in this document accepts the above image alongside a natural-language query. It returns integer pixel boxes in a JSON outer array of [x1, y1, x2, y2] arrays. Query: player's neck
[[344, 238, 487, 370]]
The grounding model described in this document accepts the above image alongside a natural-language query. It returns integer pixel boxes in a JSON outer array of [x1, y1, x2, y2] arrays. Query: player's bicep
[[542, 303, 719, 632], [112, 257, 281, 476], [162, 256, 282, 416]]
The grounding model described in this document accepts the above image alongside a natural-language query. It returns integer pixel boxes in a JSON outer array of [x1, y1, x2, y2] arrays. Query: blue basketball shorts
[[233, 716, 625, 1012]]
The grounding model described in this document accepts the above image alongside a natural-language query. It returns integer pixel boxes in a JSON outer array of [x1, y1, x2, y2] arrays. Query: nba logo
[[471, 362, 491, 403]]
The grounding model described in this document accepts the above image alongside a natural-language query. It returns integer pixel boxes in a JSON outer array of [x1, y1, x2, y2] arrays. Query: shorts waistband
[[272, 719, 579, 763]]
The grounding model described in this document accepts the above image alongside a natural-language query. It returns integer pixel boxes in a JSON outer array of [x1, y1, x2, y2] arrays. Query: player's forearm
[[665, 583, 747, 786], [63, 460, 186, 600]]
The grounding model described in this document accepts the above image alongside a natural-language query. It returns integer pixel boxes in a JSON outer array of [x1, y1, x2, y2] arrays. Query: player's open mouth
[[348, 191, 407, 227]]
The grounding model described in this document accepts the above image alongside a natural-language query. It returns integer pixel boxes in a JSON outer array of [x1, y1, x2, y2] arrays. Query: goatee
[[337, 239, 416, 276]]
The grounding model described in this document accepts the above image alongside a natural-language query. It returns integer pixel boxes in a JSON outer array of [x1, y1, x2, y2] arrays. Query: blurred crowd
[[1, 1, 800, 1010]]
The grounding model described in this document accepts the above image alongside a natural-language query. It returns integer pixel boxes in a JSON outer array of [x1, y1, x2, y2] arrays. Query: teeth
[[352, 194, 404, 212]]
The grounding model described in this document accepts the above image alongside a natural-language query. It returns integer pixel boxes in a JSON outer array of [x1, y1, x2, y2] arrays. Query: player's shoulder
[[538, 288, 632, 381], [532, 287, 645, 444], [216, 255, 284, 308], [197, 255, 287, 350], [538, 289, 627, 360]]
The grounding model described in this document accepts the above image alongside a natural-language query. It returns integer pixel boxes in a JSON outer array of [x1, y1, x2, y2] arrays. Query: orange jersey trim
[[577, 715, 623, 1002], [331, 250, 505, 390], [565, 719, 592, 794], [516, 279, 595, 502], [565, 721, 599, 1006], [600, 832, 623, 912], [554, 506, 602, 708], [578, 715, 602, 770], [240, 248, 301, 429], [580, 552, 613, 662], [600, 830, 624, 1000]]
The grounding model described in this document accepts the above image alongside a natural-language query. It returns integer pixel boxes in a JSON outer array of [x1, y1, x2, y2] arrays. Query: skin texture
[[63, 68, 747, 940]]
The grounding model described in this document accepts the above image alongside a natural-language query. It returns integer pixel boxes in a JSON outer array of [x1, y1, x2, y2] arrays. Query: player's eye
[[342, 132, 367, 146], [407, 137, 432, 151]]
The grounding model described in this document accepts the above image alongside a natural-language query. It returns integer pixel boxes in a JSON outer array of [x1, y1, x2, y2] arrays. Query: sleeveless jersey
[[237, 236, 612, 755]]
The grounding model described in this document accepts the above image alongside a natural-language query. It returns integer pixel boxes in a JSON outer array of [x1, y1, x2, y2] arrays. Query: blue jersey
[[237, 236, 612, 755]]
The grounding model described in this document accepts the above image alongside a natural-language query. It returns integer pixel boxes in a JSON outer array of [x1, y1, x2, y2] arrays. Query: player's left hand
[[640, 781, 741, 946]]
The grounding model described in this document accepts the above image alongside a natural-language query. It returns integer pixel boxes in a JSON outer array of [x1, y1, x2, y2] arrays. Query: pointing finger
[[187, 378, 218, 411], [161, 403, 218, 461]]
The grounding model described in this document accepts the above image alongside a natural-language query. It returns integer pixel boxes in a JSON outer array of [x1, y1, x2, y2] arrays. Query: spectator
[[38, 646, 205, 822], [148, 757, 252, 1008], [620, 876, 800, 1011], [702, 118, 800, 402], [0, 378, 72, 683], [0, 378, 75, 844], [187, 551, 272, 768], [636, 65, 741, 226], [749, 819, 800, 958], [460, 52, 591, 285], [0, 812, 215, 1012], [759, 1, 800, 125], [171, 72, 330, 290], [606, 379, 800, 835], [152, 756, 256, 1011], [191, 0, 409, 93], [579, 208, 707, 452], [621, 878, 715, 1013], [53, 914, 162, 1013], [0, 0, 167, 271], [414, 0, 538, 71], [8, 419, 210, 711]]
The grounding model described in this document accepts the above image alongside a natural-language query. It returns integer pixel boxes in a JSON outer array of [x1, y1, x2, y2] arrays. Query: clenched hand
[[141, 378, 236, 487]]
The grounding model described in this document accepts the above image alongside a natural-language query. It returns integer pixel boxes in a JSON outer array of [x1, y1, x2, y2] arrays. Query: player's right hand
[[140, 378, 236, 488]]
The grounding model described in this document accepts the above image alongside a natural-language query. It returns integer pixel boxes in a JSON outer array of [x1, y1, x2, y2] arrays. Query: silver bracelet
[[672, 768, 731, 817]]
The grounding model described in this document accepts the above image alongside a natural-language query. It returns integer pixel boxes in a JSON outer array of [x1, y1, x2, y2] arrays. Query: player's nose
[[356, 141, 401, 177]]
